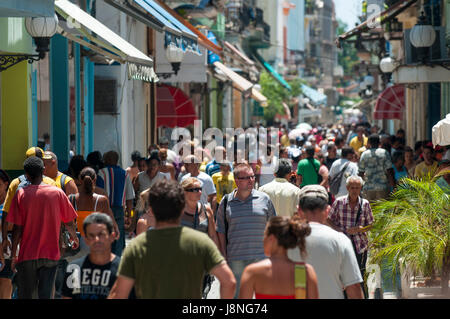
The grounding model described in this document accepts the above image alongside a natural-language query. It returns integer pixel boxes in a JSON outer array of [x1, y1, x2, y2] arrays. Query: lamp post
[[0, 14, 59, 72]]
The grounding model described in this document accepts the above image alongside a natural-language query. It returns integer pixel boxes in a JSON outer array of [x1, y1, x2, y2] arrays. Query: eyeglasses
[[185, 187, 202, 193], [237, 175, 255, 180]]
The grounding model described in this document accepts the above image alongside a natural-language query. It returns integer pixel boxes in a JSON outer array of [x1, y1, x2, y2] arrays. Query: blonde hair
[[180, 177, 201, 190]]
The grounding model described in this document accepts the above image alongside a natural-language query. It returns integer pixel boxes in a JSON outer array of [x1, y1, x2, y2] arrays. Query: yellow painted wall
[[1, 60, 31, 170]]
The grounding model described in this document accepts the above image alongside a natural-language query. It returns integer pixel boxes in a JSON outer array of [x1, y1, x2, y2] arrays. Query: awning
[[104, 0, 199, 54], [251, 88, 268, 107], [251, 50, 292, 91], [301, 84, 327, 106], [213, 61, 253, 94], [336, 0, 418, 47], [151, 0, 223, 56], [156, 84, 197, 128], [374, 84, 405, 120], [55, 0, 158, 82]]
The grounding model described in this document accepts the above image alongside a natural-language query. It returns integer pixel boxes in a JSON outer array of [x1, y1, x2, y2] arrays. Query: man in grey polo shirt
[[287, 185, 364, 299], [216, 163, 276, 298]]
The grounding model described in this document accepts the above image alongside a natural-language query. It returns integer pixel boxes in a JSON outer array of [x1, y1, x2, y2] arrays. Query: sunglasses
[[185, 187, 202, 193], [237, 175, 255, 180]]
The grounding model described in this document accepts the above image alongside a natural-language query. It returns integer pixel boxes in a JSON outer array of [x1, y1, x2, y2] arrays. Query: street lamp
[[380, 56, 397, 73], [364, 75, 375, 86], [165, 43, 184, 76], [0, 14, 59, 72]]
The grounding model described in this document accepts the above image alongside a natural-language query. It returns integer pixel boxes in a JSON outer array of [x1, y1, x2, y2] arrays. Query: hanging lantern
[[409, 11, 436, 48]]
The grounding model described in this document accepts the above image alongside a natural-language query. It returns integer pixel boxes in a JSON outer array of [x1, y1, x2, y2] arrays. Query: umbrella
[[296, 122, 312, 131], [432, 113, 450, 146], [289, 128, 309, 140]]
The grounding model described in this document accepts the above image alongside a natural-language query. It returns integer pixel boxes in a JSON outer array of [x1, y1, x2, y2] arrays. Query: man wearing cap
[[1, 148, 56, 259], [287, 185, 364, 299]]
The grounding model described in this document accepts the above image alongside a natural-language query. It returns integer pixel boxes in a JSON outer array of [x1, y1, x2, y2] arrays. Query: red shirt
[[7, 184, 78, 263]]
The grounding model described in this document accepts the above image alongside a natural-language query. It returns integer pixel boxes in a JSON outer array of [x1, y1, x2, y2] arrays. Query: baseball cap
[[25, 147, 52, 160], [299, 185, 329, 202]]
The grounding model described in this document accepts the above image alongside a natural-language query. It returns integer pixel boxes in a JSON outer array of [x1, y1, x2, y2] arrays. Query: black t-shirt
[[62, 255, 120, 299]]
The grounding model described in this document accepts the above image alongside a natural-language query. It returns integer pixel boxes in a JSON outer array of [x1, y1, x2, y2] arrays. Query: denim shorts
[[0, 259, 13, 279]]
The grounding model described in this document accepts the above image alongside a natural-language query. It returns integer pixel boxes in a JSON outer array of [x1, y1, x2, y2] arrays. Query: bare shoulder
[[95, 186, 108, 197]]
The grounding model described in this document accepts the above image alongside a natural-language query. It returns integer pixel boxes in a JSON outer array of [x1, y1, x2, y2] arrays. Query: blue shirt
[[97, 165, 135, 207], [216, 189, 276, 261], [393, 165, 408, 182]]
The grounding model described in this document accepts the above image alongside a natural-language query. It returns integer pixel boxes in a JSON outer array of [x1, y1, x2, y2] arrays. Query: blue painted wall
[[50, 34, 70, 171]]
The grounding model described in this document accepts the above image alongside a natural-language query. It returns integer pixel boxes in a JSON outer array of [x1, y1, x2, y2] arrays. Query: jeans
[[228, 258, 263, 299], [380, 256, 402, 298], [111, 206, 125, 257], [16, 259, 59, 299]]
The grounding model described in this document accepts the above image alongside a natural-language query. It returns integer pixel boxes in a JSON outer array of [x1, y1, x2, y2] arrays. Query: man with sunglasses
[[216, 163, 276, 298]]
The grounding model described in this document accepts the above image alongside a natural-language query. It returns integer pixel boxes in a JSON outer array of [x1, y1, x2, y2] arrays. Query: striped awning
[[374, 84, 405, 120]]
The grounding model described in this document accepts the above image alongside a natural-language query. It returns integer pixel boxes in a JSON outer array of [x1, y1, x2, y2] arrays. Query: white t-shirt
[[181, 172, 216, 205], [329, 159, 359, 198], [287, 223, 362, 299]]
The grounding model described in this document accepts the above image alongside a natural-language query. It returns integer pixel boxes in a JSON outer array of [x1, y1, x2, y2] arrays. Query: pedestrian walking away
[[239, 216, 319, 299], [258, 159, 301, 217], [6, 157, 79, 299], [97, 151, 135, 256], [287, 185, 364, 299], [108, 179, 236, 299]]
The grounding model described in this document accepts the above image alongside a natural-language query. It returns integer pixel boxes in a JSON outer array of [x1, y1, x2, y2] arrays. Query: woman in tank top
[[180, 177, 219, 248], [70, 167, 120, 251], [239, 216, 319, 299]]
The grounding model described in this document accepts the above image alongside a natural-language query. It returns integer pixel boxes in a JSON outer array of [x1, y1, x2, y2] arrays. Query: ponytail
[[83, 175, 94, 195], [79, 166, 96, 195]]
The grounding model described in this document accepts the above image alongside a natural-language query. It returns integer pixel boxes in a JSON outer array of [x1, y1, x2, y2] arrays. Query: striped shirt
[[97, 165, 135, 207], [216, 189, 276, 261], [328, 196, 373, 254]]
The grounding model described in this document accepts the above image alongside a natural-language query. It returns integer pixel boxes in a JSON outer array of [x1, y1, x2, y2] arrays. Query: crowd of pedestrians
[[0, 121, 449, 300]]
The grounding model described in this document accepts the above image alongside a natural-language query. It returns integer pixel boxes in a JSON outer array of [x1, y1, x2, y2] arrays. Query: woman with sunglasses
[[181, 177, 219, 298], [180, 177, 219, 248], [0, 169, 12, 298]]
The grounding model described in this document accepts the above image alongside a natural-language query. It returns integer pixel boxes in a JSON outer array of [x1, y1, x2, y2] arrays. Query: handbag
[[329, 161, 350, 195]]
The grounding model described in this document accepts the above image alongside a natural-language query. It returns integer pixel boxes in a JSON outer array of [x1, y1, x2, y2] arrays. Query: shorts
[[0, 259, 13, 279]]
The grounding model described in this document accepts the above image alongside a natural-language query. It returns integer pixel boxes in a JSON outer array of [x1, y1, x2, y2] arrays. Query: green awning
[[251, 50, 291, 91]]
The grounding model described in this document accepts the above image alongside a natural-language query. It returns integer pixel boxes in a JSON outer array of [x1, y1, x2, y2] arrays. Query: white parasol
[[432, 113, 450, 146]]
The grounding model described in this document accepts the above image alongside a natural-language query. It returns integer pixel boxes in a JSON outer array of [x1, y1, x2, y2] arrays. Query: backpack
[[329, 161, 350, 195]]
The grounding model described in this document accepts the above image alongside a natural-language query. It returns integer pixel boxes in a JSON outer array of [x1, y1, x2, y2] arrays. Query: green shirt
[[118, 226, 224, 299], [297, 158, 321, 187]]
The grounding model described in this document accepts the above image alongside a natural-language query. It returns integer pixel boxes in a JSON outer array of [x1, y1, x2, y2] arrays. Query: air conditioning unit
[[404, 27, 448, 64]]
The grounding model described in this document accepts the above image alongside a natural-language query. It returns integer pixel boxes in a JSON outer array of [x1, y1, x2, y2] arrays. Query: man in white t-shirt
[[329, 147, 359, 198], [287, 185, 364, 299], [180, 155, 216, 207]]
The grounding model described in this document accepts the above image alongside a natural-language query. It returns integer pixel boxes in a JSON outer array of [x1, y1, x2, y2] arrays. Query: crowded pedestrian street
[[1, 0, 450, 303]]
